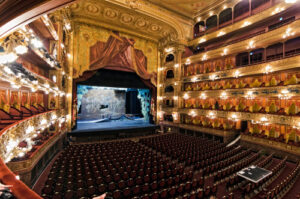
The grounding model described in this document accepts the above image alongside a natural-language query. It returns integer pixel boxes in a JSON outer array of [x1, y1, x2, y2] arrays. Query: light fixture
[[189, 110, 197, 117], [285, 0, 297, 3], [230, 114, 238, 122], [191, 77, 198, 82], [242, 21, 251, 27], [199, 38, 206, 43], [200, 93, 207, 99], [183, 93, 189, 100], [209, 11, 214, 16], [234, 71, 240, 78], [31, 38, 43, 48], [220, 92, 228, 99], [260, 117, 269, 125], [245, 90, 254, 99], [282, 27, 295, 39], [265, 65, 272, 74], [207, 111, 216, 119], [221, 48, 228, 56], [61, 43, 65, 49], [173, 96, 178, 100], [65, 23, 71, 30], [210, 74, 217, 81], [16, 175, 20, 180], [0, 53, 18, 64], [278, 89, 290, 99], [4, 66, 13, 74], [201, 54, 208, 61], [196, 17, 202, 22], [158, 96, 163, 100], [247, 41, 255, 49], [185, 58, 191, 65], [67, 53, 71, 58], [165, 47, 174, 53], [15, 45, 28, 54], [223, 5, 228, 9], [174, 64, 179, 68], [217, 31, 226, 37], [272, 7, 285, 15], [53, 75, 57, 82]]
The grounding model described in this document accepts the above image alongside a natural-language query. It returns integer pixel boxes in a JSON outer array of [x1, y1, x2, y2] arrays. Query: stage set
[[68, 33, 158, 140]]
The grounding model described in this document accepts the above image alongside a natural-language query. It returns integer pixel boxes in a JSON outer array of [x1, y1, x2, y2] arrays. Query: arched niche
[[165, 85, 174, 93], [206, 15, 218, 30], [234, 0, 249, 19], [194, 21, 205, 37], [219, 8, 232, 26], [166, 70, 175, 79], [165, 54, 175, 62]]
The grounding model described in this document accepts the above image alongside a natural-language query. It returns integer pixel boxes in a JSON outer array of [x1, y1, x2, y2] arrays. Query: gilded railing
[[0, 109, 67, 163]]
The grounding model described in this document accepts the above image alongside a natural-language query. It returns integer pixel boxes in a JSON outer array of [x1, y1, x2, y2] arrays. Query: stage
[[68, 117, 159, 141]]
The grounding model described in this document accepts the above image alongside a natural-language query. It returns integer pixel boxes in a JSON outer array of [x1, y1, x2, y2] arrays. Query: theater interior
[[1, 0, 300, 198]]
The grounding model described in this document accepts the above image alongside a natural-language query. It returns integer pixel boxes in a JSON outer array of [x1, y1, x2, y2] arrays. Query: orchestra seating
[[40, 133, 300, 199]]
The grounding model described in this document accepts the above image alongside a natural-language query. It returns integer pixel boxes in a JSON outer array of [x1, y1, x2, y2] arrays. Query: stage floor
[[72, 118, 156, 133]]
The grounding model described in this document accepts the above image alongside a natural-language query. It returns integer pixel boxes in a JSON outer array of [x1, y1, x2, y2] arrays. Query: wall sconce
[[282, 27, 295, 39], [202, 54, 208, 61], [183, 93, 189, 100], [208, 111, 216, 119], [200, 93, 207, 99], [191, 77, 198, 82], [247, 41, 255, 49], [217, 31, 226, 37], [210, 74, 217, 81], [234, 71, 240, 78], [242, 21, 251, 27], [260, 117, 269, 125], [221, 48, 228, 56], [199, 38, 206, 43], [245, 90, 255, 99], [265, 65, 272, 74], [189, 110, 197, 117], [278, 89, 290, 99], [172, 112, 178, 120], [174, 64, 179, 68], [173, 96, 178, 100], [165, 47, 174, 53], [220, 92, 228, 99], [185, 58, 191, 65], [230, 114, 238, 122]]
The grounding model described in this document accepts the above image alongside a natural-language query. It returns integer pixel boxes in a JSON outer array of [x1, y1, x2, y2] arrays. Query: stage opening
[[75, 85, 152, 132]]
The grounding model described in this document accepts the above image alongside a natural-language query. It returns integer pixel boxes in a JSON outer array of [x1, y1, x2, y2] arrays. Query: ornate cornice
[[69, 0, 191, 43]]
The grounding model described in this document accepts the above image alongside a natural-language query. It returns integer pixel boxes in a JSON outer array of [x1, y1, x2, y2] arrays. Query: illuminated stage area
[[74, 116, 156, 133]]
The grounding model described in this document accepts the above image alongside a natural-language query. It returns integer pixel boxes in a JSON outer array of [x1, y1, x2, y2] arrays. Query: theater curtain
[[89, 32, 157, 86]]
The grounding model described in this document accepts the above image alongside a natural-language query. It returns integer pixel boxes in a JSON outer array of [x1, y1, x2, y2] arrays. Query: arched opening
[[285, 36, 300, 57], [219, 8, 232, 27], [165, 54, 175, 62], [266, 43, 283, 61], [250, 48, 264, 64], [194, 21, 205, 38], [234, 0, 250, 20], [166, 70, 174, 79], [206, 15, 218, 30], [236, 52, 249, 67], [165, 85, 174, 93]]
